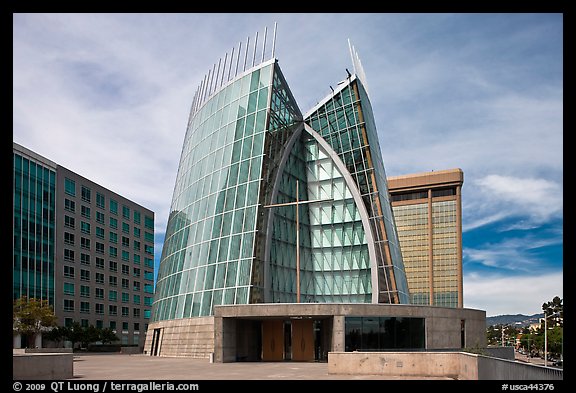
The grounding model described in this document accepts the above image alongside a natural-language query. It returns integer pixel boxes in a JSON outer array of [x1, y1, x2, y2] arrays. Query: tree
[[13, 296, 57, 348], [542, 296, 563, 327], [100, 328, 119, 344], [43, 325, 69, 347]]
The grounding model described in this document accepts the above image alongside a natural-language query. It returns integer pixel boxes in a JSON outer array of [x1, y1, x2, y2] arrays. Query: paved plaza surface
[[70, 353, 453, 380]]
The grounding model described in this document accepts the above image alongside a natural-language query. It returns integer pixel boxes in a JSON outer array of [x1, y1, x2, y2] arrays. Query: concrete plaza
[[70, 353, 453, 380]]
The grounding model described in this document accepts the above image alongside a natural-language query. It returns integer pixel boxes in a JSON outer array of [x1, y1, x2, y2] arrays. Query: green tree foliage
[[43, 322, 119, 349], [13, 296, 57, 348], [542, 296, 563, 327]]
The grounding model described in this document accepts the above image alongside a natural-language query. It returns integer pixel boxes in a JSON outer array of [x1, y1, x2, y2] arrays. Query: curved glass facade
[[152, 54, 410, 322], [153, 61, 274, 320], [305, 77, 409, 304]]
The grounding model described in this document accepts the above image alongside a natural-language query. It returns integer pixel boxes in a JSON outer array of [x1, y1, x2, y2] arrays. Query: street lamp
[[544, 311, 561, 367]]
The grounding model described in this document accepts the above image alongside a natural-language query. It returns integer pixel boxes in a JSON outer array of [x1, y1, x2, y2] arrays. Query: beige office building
[[388, 169, 463, 308]]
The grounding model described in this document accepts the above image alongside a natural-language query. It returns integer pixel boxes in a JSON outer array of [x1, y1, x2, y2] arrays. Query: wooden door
[[291, 319, 314, 361], [262, 320, 284, 361]]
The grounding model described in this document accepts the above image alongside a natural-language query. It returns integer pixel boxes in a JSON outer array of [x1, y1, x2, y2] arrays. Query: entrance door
[[262, 320, 284, 361], [291, 319, 314, 361], [151, 328, 162, 356]]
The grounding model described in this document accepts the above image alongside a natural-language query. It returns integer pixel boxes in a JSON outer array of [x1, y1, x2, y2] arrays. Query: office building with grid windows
[[146, 29, 485, 361], [13, 142, 155, 350], [388, 169, 464, 308]]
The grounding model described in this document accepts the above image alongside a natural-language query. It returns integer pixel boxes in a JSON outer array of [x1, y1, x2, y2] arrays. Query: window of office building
[[64, 215, 75, 229], [64, 249, 75, 262], [64, 198, 75, 212], [64, 232, 75, 245], [110, 199, 118, 215], [96, 192, 105, 209], [63, 282, 74, 295], [65, 178, 76, 196], [96, 211, 105, 224], [80, 269, 90, 282], [81, 186, 91, 203], [81, 221, 90, 234], [64, 265, 74, 278], [122, 205, 130, 220], [64, 299, 74, 312], [80, 237, 91, 250], [96, 242, 104, 254]]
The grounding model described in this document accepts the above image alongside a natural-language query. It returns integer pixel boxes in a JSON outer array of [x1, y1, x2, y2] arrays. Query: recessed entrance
[[256, 318, 329, 362]]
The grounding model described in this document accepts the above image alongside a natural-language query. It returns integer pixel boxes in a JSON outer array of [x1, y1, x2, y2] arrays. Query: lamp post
[[544, 311, 561, 367]]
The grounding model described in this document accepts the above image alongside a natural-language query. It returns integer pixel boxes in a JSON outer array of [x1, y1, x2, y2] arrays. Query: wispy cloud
[[464, 232, 563, 272], [464, 271, 563, 316], [462, 174, 563, 232]]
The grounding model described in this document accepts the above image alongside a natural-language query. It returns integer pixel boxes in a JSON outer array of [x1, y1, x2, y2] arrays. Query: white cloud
[[463, 234, 562, 272], [463, 174, 563, 230], [464, 272, 563, 316]]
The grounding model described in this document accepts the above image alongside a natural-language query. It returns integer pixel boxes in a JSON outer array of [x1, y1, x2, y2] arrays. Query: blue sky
[[13, 13, 563, 317]]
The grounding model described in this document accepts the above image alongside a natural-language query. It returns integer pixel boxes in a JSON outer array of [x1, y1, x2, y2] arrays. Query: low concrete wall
[[24, 348, 73, 353], [120, 346, 141, 355], [13, 353, 73, 380], [477, 356, 563, 380], [328, 352, 563, 380], [484, 346, 515, 360], [328, 351, 470, 379]]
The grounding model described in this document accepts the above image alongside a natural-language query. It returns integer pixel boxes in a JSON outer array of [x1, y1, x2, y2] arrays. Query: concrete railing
[[13, 353, 73, 380], [328, 351, 563, 380], [24, 348, 73, 353], [477, 355, 563, 380], [328, 351, 477, 379]]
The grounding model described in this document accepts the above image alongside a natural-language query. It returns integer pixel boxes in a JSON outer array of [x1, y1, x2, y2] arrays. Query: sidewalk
[[70, 353, 453, 380]]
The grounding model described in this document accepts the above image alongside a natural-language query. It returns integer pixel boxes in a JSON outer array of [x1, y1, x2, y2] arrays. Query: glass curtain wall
[[153, 61, 274, 320], [305, 77, 409, 304], [13, 152, 56, 304]]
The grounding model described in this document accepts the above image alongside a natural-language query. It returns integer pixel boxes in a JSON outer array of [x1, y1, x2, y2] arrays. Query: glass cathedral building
[[146, 32, 487, 360], [152, 38, 409, 325]]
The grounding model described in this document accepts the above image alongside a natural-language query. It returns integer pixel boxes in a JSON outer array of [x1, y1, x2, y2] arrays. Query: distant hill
[[486, 313, 544, 327]]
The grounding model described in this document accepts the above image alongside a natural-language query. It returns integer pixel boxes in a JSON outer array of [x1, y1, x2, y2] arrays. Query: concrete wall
[[23, 348, 73, 353], [328, 351, 473, 379], [484, 346, 515, 360], [13, 353, 73, 380], [477, 356, 563, 380], [328, 352, 563, 380], [144, 317, 214, 358]]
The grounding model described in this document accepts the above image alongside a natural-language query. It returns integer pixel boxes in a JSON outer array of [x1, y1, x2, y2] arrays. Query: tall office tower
[[388, 169, 464, 308], [13, 142, 155, 349], [151, 31, 409, 327]]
